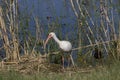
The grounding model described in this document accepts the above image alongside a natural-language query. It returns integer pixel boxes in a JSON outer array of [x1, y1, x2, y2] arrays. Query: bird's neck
[[52, 35, 61, 44]]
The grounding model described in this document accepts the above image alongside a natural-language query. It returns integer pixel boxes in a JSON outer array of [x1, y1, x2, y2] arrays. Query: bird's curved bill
[[44, 35, 52, 49]]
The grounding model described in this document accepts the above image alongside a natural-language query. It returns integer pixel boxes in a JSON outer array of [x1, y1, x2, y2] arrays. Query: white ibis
[[44, 32, 75, 69]]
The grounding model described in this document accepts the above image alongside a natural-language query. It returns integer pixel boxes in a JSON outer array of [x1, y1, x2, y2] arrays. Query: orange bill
[[44, 35, 52, 49]]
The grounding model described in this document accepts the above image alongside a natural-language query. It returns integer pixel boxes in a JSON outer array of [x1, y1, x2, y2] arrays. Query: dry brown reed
[[0, 6, 11, 60], [70, 0, 119, 60], [0, 0, 20, 61]]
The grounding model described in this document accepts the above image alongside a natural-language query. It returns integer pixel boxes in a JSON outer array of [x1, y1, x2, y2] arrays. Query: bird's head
[[48, 32, 55, 37], [44, 32, 55, 49]]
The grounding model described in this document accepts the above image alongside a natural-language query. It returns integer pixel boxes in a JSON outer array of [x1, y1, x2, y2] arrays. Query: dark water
[[17, 0, 120, 36], [17, 0, 120, 46]]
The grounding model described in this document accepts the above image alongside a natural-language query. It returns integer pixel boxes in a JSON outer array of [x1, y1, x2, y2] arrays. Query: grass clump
[[0, 61, 119, 80]]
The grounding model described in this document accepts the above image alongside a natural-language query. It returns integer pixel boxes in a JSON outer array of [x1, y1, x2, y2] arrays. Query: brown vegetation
[[0, 0, 120, 74]]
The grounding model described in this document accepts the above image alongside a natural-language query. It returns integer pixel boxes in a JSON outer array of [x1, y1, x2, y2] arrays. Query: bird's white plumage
[[58, 41, 72, 52], [48, 32, 72, 52], [44, 32, 72, 52]]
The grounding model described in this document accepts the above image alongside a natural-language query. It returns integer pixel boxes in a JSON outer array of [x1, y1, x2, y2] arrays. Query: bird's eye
[[49, 34, 52, 37]]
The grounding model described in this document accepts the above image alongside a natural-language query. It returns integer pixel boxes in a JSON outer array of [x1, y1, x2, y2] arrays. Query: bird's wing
[[59, 41, 72, 52]]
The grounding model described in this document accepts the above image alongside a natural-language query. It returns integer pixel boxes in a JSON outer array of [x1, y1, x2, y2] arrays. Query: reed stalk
[[9, 0, 20, 61], [116, 21, 120, 60], [0, 6, 11, 60], [0, 0, 20, 61]]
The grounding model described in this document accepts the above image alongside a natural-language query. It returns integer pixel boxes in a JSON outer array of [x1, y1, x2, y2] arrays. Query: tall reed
[[70, 0, 119, 61], [0, 0, 20, 61]]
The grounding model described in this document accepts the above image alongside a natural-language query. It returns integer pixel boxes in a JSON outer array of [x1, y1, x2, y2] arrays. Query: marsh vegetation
[[0, 0, 120, 79]]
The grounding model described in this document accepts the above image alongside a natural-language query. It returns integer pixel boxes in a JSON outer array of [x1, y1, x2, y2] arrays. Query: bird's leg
[[68, 55, 71, 68], [70, 54, 75, 67], [62, 55, 65, 70]]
